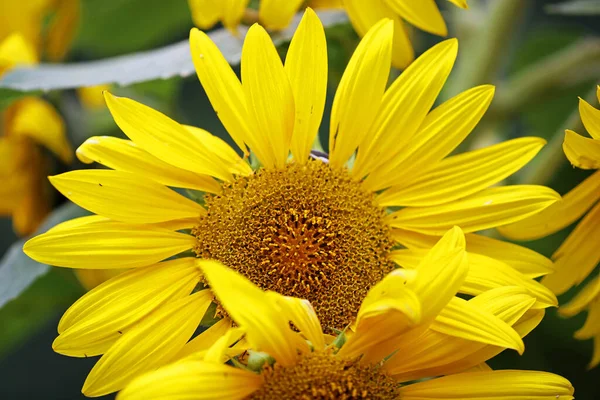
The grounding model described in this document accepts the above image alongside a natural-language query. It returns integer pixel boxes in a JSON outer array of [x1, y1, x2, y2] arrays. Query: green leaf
[[0, 10, 348, 93], [0, 202, 89, 310], [0, 88, 41, 110], [546, 1, 600, 15]]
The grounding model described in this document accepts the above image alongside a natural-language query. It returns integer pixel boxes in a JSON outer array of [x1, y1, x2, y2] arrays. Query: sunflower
[[0, 0, 79, 235], [24, 10, 559, 396], [114, 229, 573, 400], [500, 86, 600, 368], [188, 0, 466, 68]]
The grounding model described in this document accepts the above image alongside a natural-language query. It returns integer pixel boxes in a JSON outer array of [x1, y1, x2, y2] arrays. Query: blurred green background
[[1, 0, 600, 398]]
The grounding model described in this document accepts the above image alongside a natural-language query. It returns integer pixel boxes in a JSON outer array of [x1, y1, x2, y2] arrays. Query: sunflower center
[[247, 350, 400, 400], [193, 159, 394, 330]]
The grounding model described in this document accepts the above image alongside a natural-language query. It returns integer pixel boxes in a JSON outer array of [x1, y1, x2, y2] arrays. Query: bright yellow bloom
[[0, 0, 80, 235], [24, 10, 560, 395], [188, 0, 467, 68], [114, 230, 573, 400], [500, 85, 600, 368]]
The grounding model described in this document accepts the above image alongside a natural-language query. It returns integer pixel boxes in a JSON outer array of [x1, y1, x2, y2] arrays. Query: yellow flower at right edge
[[116, 228, 574, 400], [500, 86, 600, 369], [187, 0, 467, 68]]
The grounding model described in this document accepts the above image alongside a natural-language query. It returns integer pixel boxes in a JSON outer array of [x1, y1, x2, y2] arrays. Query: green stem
[[520, 86, 598, 185], [491, 39, 600, 119], [446, 0, 529, 98]]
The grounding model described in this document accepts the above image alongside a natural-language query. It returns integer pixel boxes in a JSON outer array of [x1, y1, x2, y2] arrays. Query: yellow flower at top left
[[0, 0, 79, 235]]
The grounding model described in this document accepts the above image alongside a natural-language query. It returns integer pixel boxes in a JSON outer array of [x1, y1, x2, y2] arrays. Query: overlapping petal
[[54, 258, 202, 357], [284, 8, 327, 163], [82, 291, 213, 397], [387, 186, 560, 235], [378, 137, 545, 207], [242, 23, 295, 168], [49, 170, 206, 224], [198, 260, 301, 366], [543, 201, 600, 295], [499, 169, 600, 240], [343, 0, 414, 68], [104, 92, 233, 181], [328, 18, 393, 168], [563, 129, 600, 170], [354, 39, 458, 179], [399, 370, 574, 399], [23, 220, 195, 269], [189, 28, 251, 153], [364, 85, 495, 191], [117, 360, 262, 400], [77, 136, 222, 193]]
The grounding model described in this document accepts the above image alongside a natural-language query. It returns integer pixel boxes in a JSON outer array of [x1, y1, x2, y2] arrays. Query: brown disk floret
[[193, 160, 395, 330], [247, 350, 400, 400]]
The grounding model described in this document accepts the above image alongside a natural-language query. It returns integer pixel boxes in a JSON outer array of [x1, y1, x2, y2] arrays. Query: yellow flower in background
[[500, 86, 600, 369], [115, 233, 573, 400], [22, 10, 562, 395], [188, 0, 467, 68], [0, 0, 80, 235]]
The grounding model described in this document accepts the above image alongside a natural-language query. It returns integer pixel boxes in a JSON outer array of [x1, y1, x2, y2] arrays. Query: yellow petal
[[259, 0, 304, 30], [543, 201, 600, 295], [338, 269, 421, 358], [241, 23, 295, 168], [203, 327, 245, 363], [189, 28, 251, 154], [499, 169, 600, 240], [77, 136, 221, 193], [308, 0, 343, 7], [354, 39, 458, 180], [590, 334, 600, 369], [390, 249, 557, 308], [414, 310, 545, 380], [49, 170, 206, 224], [175, 319, 232, 361], [284, 8, 327, 164], [54, 258, 202, 357], [563, 129, 600, 169], [104, 92, 233, 181], [392, 229, 555, 279], [387, 186, 560, 235], [579, 97, 600, 140], [574, 300, 600, 340], [384, 287, 534, 379], [198, 260, 299, 366], [342, 0, 414, 69], [77, 84, 111, 110], [378, 137, 545, 207], [399, 370, 574, 400], [23, 220, 195, 269], [268, 292, 325, 351], [117, 361, 263, 400], [83, 291, 213, 397], [188, 0, 222, 29], [364, 85, 495, 191], [183, 126, 252, 176], [45, 0, 80, 61], [560, 275, 600, 317], [0, 33, 37, 75], [384, 0, 447, 36], [328, 18, 393, 169], [221, 0, 250, 32], [411, 226, 468, 320], [8, 97, 73, 164], [431, 297, 524, 354], [75, 269, 126, 291], [448, 0, 468, 8]]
